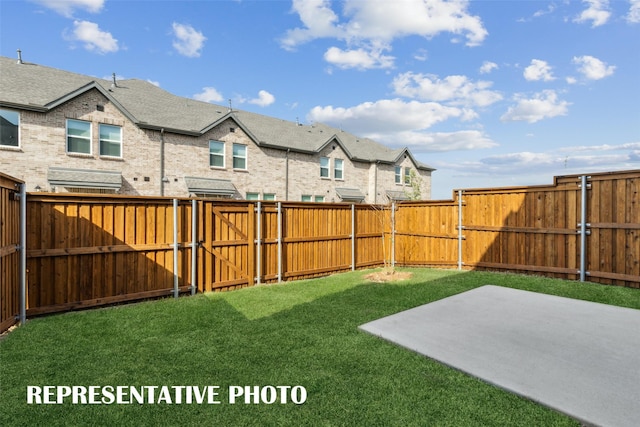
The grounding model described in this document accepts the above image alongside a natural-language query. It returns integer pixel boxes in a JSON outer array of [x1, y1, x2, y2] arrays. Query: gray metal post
[[391, 202, 396, 268], [579, 175, 588, 282], [351, 204, 355, 271], [191, 199, 197, 295], [173, 199, 179, 298], [458, 190, 463, 271], [277, 202, 282, 283], [19, 183, 27, 325], [255, 201, 262, 285]]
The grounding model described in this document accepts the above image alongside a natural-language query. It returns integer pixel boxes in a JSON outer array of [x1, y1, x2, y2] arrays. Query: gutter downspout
[[160, 128, 165, 196], [285, 149, 290, 201], [374, 162, 378, 204]]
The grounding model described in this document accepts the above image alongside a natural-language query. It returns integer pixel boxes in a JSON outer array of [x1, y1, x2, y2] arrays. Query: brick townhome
[[0, 56, 434, 203]]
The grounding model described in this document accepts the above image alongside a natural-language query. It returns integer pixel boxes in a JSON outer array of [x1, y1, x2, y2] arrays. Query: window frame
[[301, 195, 312, 202], [66, 119, 92, 155], [209, 140, 225, 168], [262, 193, 276, 201], [0, 108, 20, 148], [314, 195, 325, 203], [246, 192, 260, 201], [320, 157, 330, 178], [334, 158, 344, 180], [395, 166, 402, 184], [404, 167, 412, 185], [233, 143, 247, 170], [99, 123, 123, 158]]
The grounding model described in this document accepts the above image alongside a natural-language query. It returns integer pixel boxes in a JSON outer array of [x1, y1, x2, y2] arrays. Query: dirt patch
[[364, 270, 413, 283]]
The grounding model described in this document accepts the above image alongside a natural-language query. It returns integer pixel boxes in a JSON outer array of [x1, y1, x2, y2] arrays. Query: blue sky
[[1, 0, 638, 199]]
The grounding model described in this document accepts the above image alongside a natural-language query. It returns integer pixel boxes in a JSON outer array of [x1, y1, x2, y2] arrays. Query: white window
[[233, 144, 247, 169], [67, 119, 91, 154], [246, 192, 260, 200], [314, 196, 325, 203], [209, 140, 225, 168], [0, 109, 19, 147], [99, 124, 122, 157], [334, 159, 344, 180], [263, 193, 276, 201], [395, 166, 402, 184], [404, 168, 412, 185], [320, 157, 329, 178]]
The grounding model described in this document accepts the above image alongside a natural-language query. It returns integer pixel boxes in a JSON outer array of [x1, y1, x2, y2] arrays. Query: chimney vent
[[111, 73, 117, 89], [16, 49, 23, 64]]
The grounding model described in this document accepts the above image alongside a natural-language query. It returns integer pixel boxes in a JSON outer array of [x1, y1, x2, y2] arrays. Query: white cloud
[[628, 0, 640, 23], [501, 90, 570, 123], [387, 130, 498, 152], [281, 0, 487, 68], [413, 48, 428, 62], [171, 23, 206, 58], [574, 0, 611, 27], [248, 90, 276, 107], [324, 45, 395, 70], [66, 20, 118, 54], [523, 59, 555, 81], [193, 87, 224, 103], [307, 98, 464, 135], [479, 61, 498, 74], [32, 0, 104, 18], [572, 55, 616, 80], [392, 72, 502, 107]]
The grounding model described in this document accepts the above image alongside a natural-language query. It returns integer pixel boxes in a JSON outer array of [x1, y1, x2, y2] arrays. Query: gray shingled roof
[[0, 56, 434, 170], [184, 177, 237, 196], [335, 187, 366, 201], [48, 167, 122, 189]]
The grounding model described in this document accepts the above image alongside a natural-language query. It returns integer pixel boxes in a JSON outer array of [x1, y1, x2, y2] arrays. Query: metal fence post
[[578, 175, 590, 282], [255, 201, 262, 285], [191, 199, 197, 295], [277, 202, 282, 283], [391, 202, 396, 268], [351, 204, 355, 271], [19, 183, 27, 325], [458, 190, 463, 271], [173, 198, 179, 298]]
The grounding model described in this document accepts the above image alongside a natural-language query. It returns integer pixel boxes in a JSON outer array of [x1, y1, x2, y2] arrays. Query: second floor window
[[334, 159, 344, 180], [320, 157, 329, 178], [233, 144, 247, 169], [99, 124, 122, 157], [404, 168, 412, 185], [67, 119, 91, 154], [395, 166, 402, 184], [209, 141, 225, 168]]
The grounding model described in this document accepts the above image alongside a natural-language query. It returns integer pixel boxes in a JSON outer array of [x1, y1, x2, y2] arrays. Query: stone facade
[[1, 89, 432, 203]]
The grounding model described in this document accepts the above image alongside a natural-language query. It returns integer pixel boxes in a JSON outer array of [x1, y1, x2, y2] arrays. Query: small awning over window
[[185, 177, 237, 197], [386, 190, 410, 201], [48, 167, 122, 190], [335, 187, 365, 202]]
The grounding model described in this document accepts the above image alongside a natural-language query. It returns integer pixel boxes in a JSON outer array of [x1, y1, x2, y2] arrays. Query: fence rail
[[0, 169, 638, 331]]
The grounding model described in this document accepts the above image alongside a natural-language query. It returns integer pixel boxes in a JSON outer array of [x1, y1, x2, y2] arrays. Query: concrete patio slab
[[359, 285, 640, 427]]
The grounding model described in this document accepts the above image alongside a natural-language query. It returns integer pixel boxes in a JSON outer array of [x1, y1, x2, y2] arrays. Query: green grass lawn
[[2, 268, 639, 427]]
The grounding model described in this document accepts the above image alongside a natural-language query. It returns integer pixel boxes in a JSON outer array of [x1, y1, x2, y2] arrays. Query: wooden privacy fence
[[395, 170, 639, 288], [0, 168, 638, 329], [0, 173, 25, 332]]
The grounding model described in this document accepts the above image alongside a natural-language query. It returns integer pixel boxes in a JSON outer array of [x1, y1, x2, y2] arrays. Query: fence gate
[[198, 201, 255, 291]]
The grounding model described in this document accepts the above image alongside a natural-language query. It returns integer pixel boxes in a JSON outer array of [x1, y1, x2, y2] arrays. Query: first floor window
[[246, 192, 260, 200], [320, 157, 329, 178], [404, 167, 412, 185], [209, 140, 225, 167], [314, 196, 325, 202], [99, 124, 122, 157], [67, 119, 91, 154], [0, 109, 19, 147], [395, 166, 402, 184], [301, 195, 312, 202], [334, 159, 344, 180], [233, 144, 247, 169], [263, 193, 276, 201]]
